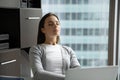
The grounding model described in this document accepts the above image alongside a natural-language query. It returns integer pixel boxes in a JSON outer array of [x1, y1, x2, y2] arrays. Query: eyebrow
[[48, 21, 59, 23]]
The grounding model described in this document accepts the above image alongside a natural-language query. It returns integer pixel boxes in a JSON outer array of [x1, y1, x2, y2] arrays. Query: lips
[[54, 29, 60, 32]]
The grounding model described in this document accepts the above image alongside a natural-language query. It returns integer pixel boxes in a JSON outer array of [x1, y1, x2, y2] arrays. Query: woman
[[29, 13, 80, 80]]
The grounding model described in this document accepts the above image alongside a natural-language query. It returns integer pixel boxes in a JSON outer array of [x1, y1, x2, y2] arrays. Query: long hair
[[37, 12, 60, 44]]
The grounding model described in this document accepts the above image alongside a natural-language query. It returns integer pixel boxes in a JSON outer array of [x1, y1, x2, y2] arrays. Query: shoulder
[[29, 44, 43, 51], [61, 45, 74, 53], [62, 45, 71, 50], [29, 44, 44, 56]]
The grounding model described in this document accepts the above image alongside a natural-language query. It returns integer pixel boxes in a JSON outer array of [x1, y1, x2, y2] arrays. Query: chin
[[54, 32, 60, 35]]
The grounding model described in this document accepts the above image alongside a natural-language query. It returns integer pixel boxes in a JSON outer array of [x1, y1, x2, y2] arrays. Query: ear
[[41, 28, 45, 33]]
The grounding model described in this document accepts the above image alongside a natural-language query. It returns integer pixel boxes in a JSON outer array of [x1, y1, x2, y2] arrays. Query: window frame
[[108, 0, 118, 65]]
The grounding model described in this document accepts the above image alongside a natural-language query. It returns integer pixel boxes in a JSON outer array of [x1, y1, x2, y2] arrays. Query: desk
[[0, 76, 24, 80]]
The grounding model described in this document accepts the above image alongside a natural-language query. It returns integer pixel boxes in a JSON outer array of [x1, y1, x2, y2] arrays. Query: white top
[[41, 44, 62, 74]]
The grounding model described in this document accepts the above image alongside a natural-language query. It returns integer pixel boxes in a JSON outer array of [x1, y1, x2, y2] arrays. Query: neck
[[44, 37, 57, 45]]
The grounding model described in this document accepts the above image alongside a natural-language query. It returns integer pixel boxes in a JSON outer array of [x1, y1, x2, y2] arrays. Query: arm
[[29, 46, 65, 80], [65, 46, 80, 68], [70, 48, 80, 68]]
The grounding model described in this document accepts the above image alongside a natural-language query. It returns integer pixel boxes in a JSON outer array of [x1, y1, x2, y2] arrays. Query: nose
[[53, 23, 58, 28]]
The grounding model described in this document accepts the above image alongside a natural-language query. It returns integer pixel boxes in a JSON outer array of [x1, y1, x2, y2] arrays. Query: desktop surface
[[0, 76, 24, 80]]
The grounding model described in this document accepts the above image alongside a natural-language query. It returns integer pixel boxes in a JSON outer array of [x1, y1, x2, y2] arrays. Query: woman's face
[[41, 15, 60, 38]]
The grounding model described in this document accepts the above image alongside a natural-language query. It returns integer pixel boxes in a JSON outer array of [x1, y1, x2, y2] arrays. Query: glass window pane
[[76, 28, 82, 35], [77, 13, 82, 20], [41, 0, 110, 67]]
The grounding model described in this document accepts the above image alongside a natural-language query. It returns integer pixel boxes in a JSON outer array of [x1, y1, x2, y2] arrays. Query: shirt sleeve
[[62, 46, 80, 68], [29, 45, 65, 80], [69, 47, 80, 68]]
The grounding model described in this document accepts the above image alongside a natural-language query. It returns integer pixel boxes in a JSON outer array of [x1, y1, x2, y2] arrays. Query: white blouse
[[41, 44, 63, 74]]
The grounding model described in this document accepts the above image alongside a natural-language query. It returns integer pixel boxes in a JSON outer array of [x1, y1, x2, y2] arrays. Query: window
[[84, 0, 89, 4], [72, 0, 77, 4], [41, 0, 114, 68], [76, 29, 82, 35]]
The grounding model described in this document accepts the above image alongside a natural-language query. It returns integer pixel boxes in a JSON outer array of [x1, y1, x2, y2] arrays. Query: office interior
[[0, 0, 120, 80]]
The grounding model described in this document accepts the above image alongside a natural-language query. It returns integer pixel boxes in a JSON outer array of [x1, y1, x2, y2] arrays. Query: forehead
[[45, 15, 59, 23]]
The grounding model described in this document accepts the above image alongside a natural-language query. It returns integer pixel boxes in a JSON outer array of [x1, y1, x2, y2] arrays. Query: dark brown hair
[[37, 12, 60, 44]]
